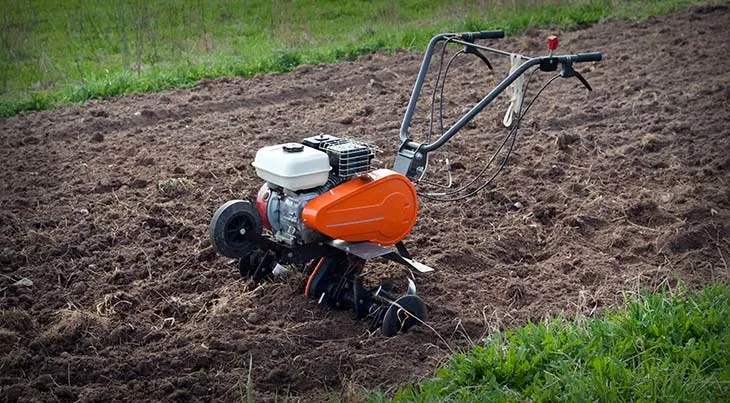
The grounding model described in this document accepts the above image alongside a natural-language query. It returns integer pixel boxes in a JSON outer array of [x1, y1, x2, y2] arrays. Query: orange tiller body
[[302, 169, 418, 246]]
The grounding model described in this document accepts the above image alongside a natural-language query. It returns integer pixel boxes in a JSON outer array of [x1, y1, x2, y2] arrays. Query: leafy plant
[[378, 284, 730, 402]]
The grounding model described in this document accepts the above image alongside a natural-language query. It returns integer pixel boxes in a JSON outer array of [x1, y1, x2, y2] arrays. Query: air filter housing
[[302, 134, 374, 177]]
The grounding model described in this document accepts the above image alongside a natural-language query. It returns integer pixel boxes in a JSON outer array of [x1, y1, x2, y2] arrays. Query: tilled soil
[[1, 5, 729, 402]]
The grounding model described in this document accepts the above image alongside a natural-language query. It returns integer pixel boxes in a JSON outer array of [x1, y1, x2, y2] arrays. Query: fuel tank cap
[[282, 143, 304, 153]]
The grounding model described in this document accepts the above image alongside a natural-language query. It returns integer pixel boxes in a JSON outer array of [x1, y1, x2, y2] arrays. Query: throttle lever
[[561, 63, 593, 92], [572, 71, 592, 92], [463, 45, 493, 70]]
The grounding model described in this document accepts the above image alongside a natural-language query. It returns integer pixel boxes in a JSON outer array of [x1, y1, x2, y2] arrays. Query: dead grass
[[157, 177, 197, 196], [37, 307, 110, 349]]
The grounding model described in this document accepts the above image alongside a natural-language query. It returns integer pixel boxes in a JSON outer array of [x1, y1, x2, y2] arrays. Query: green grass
[[0, 0, 715, 117], [370, 283, 730, 402]]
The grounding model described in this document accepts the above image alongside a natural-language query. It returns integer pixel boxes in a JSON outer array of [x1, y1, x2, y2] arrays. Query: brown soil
[[1, 5, 729, 402]]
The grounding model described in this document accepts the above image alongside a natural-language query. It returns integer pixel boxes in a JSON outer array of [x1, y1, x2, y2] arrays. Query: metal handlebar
[[571, 52, 602, 63], [457, 30, 505, 41], [394, 31, 602, 180], [398, 32, 602, 152]]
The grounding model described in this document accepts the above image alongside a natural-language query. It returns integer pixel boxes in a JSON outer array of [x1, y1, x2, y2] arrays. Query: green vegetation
[[371, 284, 730, 402], [1, 0, 713, 117]]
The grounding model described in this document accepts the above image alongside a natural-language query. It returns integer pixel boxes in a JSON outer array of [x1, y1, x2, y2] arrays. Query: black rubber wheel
[[209, 200, 262, 258], [381, 295, 428, 337]]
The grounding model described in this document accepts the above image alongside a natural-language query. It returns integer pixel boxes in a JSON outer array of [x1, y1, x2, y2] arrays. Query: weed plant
[[372, 284, 730, 402]]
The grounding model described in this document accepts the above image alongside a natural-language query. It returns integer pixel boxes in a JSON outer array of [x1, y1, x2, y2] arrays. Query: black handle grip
[[573, 52, 602, 62], [459, 30, 505, 41]]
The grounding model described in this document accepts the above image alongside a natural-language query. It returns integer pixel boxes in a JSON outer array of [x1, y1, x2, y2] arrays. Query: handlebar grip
[[459, 30, 505, 41], [573, 52, 602, 62]]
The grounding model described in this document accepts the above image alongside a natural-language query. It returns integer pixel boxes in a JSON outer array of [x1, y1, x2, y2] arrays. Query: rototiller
[[210, 30, 601, 336]]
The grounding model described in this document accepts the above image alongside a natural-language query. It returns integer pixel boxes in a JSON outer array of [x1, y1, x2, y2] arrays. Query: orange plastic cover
[[302, 169, 418, 246]]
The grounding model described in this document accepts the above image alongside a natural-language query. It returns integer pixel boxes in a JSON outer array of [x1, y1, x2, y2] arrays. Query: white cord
[[503, 53, 528, 127]]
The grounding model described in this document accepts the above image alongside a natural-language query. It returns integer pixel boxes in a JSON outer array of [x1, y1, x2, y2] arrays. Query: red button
[[547, 35, 559, 51]]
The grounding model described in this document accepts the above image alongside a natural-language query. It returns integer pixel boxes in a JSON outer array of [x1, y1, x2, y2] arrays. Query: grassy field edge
[[369, 283, 730, 402], [0, 0, 714, 118]]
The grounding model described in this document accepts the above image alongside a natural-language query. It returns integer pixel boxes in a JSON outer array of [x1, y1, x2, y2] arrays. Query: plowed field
[[1, 5, 729, 402]]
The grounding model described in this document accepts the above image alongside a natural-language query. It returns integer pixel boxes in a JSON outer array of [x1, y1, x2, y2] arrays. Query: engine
[[252, 134, 374, 246], [210, 134, 424, 337]]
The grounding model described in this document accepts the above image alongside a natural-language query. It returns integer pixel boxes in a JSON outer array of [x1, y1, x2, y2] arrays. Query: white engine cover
[[252, 143, 331, 191]]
